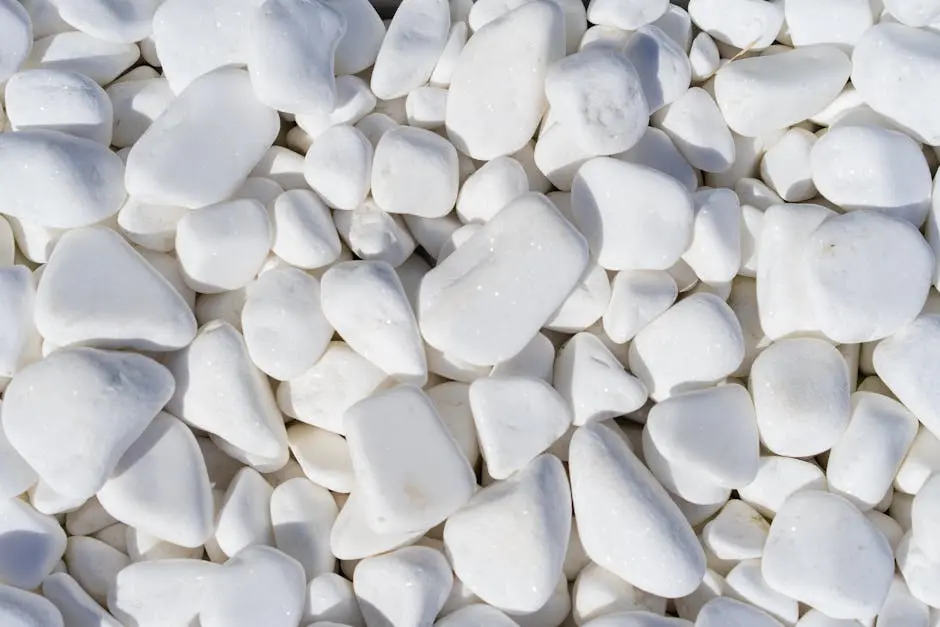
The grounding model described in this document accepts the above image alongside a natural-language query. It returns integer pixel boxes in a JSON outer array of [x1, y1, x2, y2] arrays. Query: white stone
[[405, 86, 447, 129], [446, 1, 565, 160], [304, 125, 372, 211], [750, 337, 850, 458], [852, 24, 940, 145], [0, 585, 63, 627], [303, 573, 363, 626], [248, 0, 344, 114], [759, 128, 816, 203], [794, 611, 862, 627], [370, 0, 448, 98], [827, 392, 917, 510], [622, 25, 691, 113], [126, 67, 279, 209], [545, 47, 648, 156], [444, 455, 570, 612], [427, 382, 482, 468], [430, 21, 467, 87], [696, 598, 782, 627], [270, 477, 337, 581], [688, 0, 783, 49], [24, 32, 138, 85], [0, 129, 125, 228], [603, 270, 677, 344], [277, 342, 388, 435], [545, 263, 610, 333], [109, 558, 220, 627], [533, 123, 594, 192], [569, 423, 705, 598], [287, 424, 354, 493], [0, 0, 32, 82], [125, 529, 203, 562], [898, 533, 940, 609], [96, 412, 213, 548], [321, 260, 426, 385], [739, 456, 826, 518], [328, 0, 383, 75], [756, 203, 834, 340], [641, 426, 730, 506], [587, 0, 666, 30], [66, 536, 129, 605], [242, 266, 332, 381], [689, 33, 719, 82], [682, 188, 741, 284], [372, 126, 458, 218], [419, 193, 589, 366], [353, 546, 453, 627], [763, 491, 893, 621], [715, 46, 851, 137], [553, 332, 647, 426], [333, 200, 416, 268], [176, 199, 272, 294], [329, 491, 424, 561], [202, 546, 306, 627], [724, 560, 798, 626], [4, 69, 112, 145], [49, 0, 154, 42], [0, 267, 40, 384], [3, 347, 172, 499], [251, 147, 307, 190], [0, 497, 65, 589], [571, 158, 694, 271], [896, 427, 940, 495], [165, 321, 289, 470], [913, 473, 940, 561], [437, 605, 518, 627], [785, 0, 872, 48], [345, 386, 476, 534], [702, 499, 769, 561], [456, 156, 529, 224], [468, 378, 570, 479], [36, 226, 196, 351], [653, 87, 733, 173], [572, 562, 667, 624], [214, 467, 274, 558], [812, 125, 931, 227], [629, 293, 744, 401], [42, 572, 121, 627], [270, 189, 341, 270], [116, 197, 188, 252], [805, 210, 933, 343], [295, 76, 376, 139]]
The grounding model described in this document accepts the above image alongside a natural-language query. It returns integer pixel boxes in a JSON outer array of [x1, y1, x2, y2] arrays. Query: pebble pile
[[1, 0, 940, 625]]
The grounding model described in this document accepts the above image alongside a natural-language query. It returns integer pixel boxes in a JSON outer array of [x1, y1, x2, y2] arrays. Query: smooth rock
[[0, 0, 32, 82], [696, 597, 782, 627], [288, 424, 355, 493], [0, 267, 40, 384], [50, 0, 157, 43], [305, 125, 372, 211], [688, 0, 783, 49], [329, 0, 384, 75], [116, 197, 189, 252], [3, 347, 172, 499], [24, 32, 138, 85], [760, 127, 816, 203], [762, 490, 893, 621], [354, 546, 453, 627], [701, 499, 769, 561], [125, 67, 279, 208], [419, 193, 589, 366], [456, 156, 529, 224], [36, 226, 196, 351], [97, 412, 214, 549], [628, 293, 744, 401], [372, 126, 458, 218], [616, 127, 697, 193], [270, 189, 341, 270], [912, 473, 940, 560], [214, 467, 274, 559], [248, 0, 344, 114], [329, 491, 424, 561], [108, 559, 221, 627], [165, 321, 289, 471], [622, 25, 691, 113], [572, 562, 667, 624], [295, 75, 376, 139], [333, 200, 416, 267], [42, 572, 121, 627], [202, 546, 306, 627], [446, 1, 565, 159], [0, 585, 63, 627], [739, 456, 826, 518], [370, 0, 449, 100], [345, 386, 476, 534], [653, 87, 734, 173], [66, 536, 129, 606], [603, 270, 677, 344], [582, 612, 690, 627], [784, 0, 872, 48], [682, 188, 741, 284], [303, 573, 364, 626], [436, 604, 518, 627], [0, 129, 125, 228], [571, 158, 694, 271], [569, 423, 705, 598], [715, 46, 851, 137], [444, 454, 571, 612], [270, 477, 338, 581], [0, 497, 66, 589], [587, 0, 667, 30]]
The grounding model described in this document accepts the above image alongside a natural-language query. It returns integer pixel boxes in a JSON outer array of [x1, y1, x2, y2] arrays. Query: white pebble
[[248, 0, 344, 114], [108, 558, 221, 627], [701, 499, 769, 561], [370, 0, 449, 100], [420, 193, 589, 366], [446, 1, 565, 159], [372, 125, 459, 218], [603, 270, 677, 344], [329, 492, 424, 561], [688, 0, 783, 49], [760, 127, 816, 203], [571, 158, 694, 271], [629, 293, 744, 401], [444, 454, 570, 612], [0, 0, 32, 82], [4, 347, 172, 499], [805, 210, 933, 343], [897, 533, 940, 609], [0, 129, 125, 228], [354, 546, 453, 627], [689, 32, 719, 82], [0, 584, 63, 627], [125, 67, 279, 209], [296, 76, 376, 139], [572, 562, 667, 624], [270, 477, 338, 581], [287, 424, 354, 493], [587, 0, 666, 30], [681, 188, 741, 284], [430, 21, 468, 87], [784, 0, 872, 48], [215, 467, 274, 558], [330, 0, 384, 75], [166, 321, 288, 470], [456, 156, 529, 224], [437, 604, 518, 627], [42, 572, 122, 627], [715, 46, 851, 137], [739, 456, 826, 518], [242, 266, 332, 381], [0, 498, 66, 589], [468, 377, 571, 479], [696, 597, 781, 627], [270, 189, 342, 270], [176, 199, 272, 293], [545, 46, 649, 156], [622, 25, 691, 113], [66, 536, 129, 606], [405, 86, 447, 129], [653, 87, 734, 173], [25, 32, 138, 85], [762, 490, 894, 621], [0, 267, 40, 384], [345, 385, 476, 533], [303, 572, 364, 626], [912, 473, 940, 560], [304, 125, 373, 211], [569, 423, 705, 598], [827, 392, 918, 510], [202, 546, 306, 627], [36, 226, 196, 351]]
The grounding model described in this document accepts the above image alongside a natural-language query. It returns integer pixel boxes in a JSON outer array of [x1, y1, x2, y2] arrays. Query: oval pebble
[[0, 584, 63, 627], [370, 0, 449, 101], [0, 0, 32, 82], [568, 422, 705, 598], [0, 497, 66, 590], [270, 477, 338, 581], [353, 546, 453, 627], [109, 559, 221, 627], [622, 25, 691, 113]]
